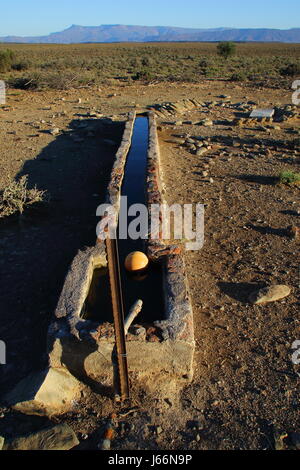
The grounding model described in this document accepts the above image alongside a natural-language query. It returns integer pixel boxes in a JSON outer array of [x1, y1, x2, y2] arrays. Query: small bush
[[0, 175, 49, 218], [8, 72, 83, 90], [230, 72, 247, 82], [217, 42, 236, 60], [8, 76, 40, 90], [141, 57, 151, 67], [279, 170, 300, 186], [0, 49, 15, 72], [199, 59, 209, 68], [280, 63, 300, 77], [42, 72, 77, 90], [132, 67, 156, 82], [11, 61, 30, 71]]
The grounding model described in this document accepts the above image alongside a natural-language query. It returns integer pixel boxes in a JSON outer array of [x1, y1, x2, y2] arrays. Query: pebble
[[201, 119, 214, 127], [49, 128, 60, 136], [196, 148, 207, 156]]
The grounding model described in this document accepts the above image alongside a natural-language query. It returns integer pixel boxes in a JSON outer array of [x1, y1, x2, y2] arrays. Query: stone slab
[[250, 109, 275, 118]]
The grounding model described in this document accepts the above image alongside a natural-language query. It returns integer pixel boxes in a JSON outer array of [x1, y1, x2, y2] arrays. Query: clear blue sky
[[0, 0, 299, 36]]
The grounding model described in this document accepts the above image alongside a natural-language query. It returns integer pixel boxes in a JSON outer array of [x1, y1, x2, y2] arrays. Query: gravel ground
[[0, 80, 299, 450]]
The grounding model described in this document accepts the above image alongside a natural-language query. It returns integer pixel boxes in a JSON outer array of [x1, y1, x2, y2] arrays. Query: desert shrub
[[280, 63, 300, 77], [0, 175, 48, 218], [8, 76, 40, 90], [202, 66, 220, 78], [8, 72, 93, 90], [141, 56, 152, 67], [132, 67, 156, 82], [11, 61, 30, 71], [0, 49, 15, 72], [230, 71, 247, 82], [199, 59, 209, 68], [279, 170, 300, 185], [42, 72, 79, 90], [1, 42, 299, 88], [217, 41, 236, 60]]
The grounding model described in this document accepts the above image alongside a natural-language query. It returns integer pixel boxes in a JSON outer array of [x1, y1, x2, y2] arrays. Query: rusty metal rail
[[105, 231, 129, 400]]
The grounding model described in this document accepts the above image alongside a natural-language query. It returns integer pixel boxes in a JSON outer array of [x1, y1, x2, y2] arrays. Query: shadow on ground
[[248, 224, 289, 237], [218, 282, 266, 304], [235, 174, 277, 185], [0, 117, 124, 395]]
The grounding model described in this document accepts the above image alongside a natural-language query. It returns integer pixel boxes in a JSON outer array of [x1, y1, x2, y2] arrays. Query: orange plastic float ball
[[124, 251, 149, 273]]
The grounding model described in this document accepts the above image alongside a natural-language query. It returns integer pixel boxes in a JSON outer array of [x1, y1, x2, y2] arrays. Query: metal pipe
[[124, 299, 143, 335], [105, 230, 129, 401]]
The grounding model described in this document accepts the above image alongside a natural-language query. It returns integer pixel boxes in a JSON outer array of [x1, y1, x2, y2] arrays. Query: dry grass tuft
[[0, 175, 49, 218]]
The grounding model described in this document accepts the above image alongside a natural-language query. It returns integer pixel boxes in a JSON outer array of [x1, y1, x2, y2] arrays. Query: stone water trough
[[47, 111, 195, 392]]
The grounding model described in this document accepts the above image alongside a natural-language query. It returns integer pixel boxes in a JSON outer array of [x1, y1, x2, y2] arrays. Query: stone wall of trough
[[48, 111, 195, 387]]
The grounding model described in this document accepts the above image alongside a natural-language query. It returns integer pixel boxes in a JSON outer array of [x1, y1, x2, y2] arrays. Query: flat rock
[[3, 424, 79, 451], [249, 285, 291, 305], [168, 138, 185, 144], [250, 109, 275, 118], [199, 119, 213, 127], [4, 368, 83, 416], [49, 127, 60, 136], [196, 148, 207, 156]]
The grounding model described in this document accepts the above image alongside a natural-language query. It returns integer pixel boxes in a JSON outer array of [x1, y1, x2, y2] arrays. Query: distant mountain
[[1, 24, 300, 43]]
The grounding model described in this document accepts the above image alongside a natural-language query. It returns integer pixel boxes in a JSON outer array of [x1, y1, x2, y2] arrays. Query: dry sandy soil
[[0, 79, 299, 450]]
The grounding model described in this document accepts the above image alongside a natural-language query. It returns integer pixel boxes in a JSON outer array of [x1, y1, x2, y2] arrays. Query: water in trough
[[84, 116, 165, 324]]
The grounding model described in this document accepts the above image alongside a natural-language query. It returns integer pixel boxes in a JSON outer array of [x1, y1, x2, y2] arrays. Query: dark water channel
[[84, 117, 165, 324]]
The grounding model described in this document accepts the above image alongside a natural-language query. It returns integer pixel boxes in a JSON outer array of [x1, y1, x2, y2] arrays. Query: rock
[[199, 119, 213, 127], [131, 326, 146, 337], [288, 225, 300, 240], [274, 430, 288, 450], [169, 137, 185, 144], [99, 438, 111, 450], [49, 128, 60, 136], [0, 436, 4, 450], [156, 426, 163, 435], [3, 424, 79, 451], [196, 148, 207, 156], [4, 368, 83, 416], [249, 285, 291, 305]]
